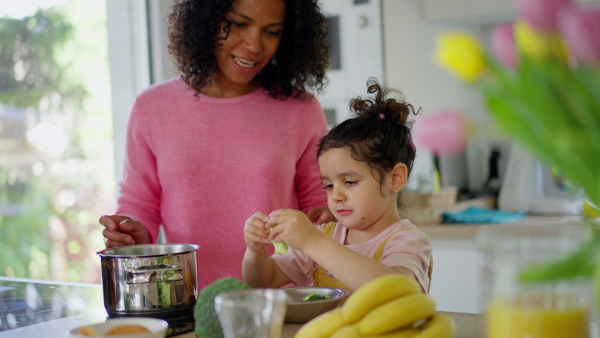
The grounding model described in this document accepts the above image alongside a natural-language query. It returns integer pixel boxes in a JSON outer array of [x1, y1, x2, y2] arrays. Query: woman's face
[[211, 0, 285, 97]]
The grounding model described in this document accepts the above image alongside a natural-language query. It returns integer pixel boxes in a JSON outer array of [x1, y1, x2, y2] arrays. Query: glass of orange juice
[[477, 223, 592, 338]]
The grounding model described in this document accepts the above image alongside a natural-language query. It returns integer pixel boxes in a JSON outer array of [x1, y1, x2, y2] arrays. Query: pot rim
[[96, 243, 200, 258]]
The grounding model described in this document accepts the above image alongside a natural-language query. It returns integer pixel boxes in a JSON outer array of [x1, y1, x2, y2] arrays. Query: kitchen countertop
[[0, 216, 584, 337], [416, 214, 582, 249], [0, 277, 483, 338], [173, 312, 481, 338]]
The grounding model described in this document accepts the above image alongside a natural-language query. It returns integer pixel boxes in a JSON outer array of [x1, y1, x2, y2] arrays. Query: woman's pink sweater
[[116, 77, 328, 288]]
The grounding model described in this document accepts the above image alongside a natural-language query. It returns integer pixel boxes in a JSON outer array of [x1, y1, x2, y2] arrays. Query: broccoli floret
[[272, 241, 288, 255], [302, 293, 331, 301], [194, 277, 251, 338]]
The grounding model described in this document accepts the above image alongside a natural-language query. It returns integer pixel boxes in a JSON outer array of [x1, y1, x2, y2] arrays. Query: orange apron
[[311, 222, 424, 293]]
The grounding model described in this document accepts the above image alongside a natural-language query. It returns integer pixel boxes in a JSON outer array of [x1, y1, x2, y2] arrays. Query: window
[[0, 0, 114, 283]]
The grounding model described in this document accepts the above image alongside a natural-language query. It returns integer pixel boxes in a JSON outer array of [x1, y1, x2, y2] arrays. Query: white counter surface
[[417, 215, 582, 248]]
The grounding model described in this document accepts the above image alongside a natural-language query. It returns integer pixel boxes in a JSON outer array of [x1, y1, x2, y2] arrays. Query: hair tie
[[408, 134, 416, 151], [378, 113, 385, 120]]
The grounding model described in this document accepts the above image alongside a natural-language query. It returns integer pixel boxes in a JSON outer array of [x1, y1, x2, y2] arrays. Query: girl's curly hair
[[317, 78, 419, 184], [168, 0, 329, 99]]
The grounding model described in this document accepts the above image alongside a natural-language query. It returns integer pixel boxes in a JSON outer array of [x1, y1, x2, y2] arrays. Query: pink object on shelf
[[413, 110, 468, 155]]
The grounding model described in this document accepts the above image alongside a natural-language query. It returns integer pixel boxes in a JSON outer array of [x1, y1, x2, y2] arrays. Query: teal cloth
[[442, 206, 526, 224]]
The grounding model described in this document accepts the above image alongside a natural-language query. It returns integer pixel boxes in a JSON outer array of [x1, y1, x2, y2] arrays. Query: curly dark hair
[[317, 78, 419, 184], [167, 0, 329, 99]]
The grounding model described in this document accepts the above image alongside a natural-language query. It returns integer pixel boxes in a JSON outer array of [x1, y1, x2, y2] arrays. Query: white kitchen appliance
[[317, 0, 384, 126], [498, 144, 582, 215]]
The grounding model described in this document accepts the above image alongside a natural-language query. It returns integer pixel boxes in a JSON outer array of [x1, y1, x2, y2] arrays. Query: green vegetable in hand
[[273, 241, 288, 255], [194, 277, 251, 338], [302, 293, 331, 301]]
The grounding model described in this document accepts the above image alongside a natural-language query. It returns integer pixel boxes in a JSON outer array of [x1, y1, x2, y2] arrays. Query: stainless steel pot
[[97, 243, 200, 318]]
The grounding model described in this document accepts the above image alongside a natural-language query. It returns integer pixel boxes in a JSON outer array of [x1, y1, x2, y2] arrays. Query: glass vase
[[477, 223, 592, 338]]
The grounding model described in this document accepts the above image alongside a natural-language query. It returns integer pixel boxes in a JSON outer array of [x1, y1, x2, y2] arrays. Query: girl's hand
[[306, 206, 336, 224], [266, 209, 321, 251], [244, 212, 272, 254], [99, 215, 151, 248]]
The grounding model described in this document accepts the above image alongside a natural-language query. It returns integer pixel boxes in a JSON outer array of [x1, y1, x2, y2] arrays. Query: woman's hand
[[244, 212, 272, 254], [266, 209, 321, 251], [99, 215, 151, 248], [306, 206, 336, 224]]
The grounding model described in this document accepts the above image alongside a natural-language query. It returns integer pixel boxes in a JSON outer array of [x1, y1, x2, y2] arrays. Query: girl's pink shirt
[[272, 219, 433, 292], [116, 77, 328, 288]]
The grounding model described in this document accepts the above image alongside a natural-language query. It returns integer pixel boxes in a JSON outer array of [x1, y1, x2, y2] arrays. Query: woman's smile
[[232, 55, 258, 71]]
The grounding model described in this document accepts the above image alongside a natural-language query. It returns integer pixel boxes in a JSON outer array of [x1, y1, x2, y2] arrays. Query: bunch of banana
[[295, 274, 456, 338]]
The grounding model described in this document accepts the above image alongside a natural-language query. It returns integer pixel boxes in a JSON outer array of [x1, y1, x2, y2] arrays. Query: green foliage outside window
[[0, 1, 114, 283]]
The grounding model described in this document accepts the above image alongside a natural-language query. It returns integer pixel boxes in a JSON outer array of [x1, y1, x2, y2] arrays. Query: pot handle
[[126, 264, 184, 284]]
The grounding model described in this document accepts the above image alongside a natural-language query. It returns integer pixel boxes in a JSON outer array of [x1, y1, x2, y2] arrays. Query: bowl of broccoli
[[280, 287, 350, 323]]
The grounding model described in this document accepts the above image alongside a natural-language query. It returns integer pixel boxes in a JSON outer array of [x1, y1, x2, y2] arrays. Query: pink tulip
[[516, 0, 572, 32], [490, 23, 519, 69], [413, 110, 468, 155], [559, 4, 600, 66]]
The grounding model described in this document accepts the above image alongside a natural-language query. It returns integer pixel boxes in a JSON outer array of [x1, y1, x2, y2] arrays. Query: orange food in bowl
[[78, 326, 99, 336], [106, 325, 151, 335]]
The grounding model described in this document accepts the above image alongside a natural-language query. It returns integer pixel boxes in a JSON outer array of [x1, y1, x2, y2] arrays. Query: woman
[[99, 0, 332, 287]]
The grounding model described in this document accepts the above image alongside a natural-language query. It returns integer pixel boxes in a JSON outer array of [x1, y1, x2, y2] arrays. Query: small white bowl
[[69, 317, 168, 338]]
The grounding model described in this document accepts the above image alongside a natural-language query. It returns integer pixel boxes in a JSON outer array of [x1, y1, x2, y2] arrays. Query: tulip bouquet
[[434, 0, 600, 207], [430, 0, 600, 298]]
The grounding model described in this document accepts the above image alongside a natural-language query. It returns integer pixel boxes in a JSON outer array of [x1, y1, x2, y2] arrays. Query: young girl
[[242, 79, 432, 293]]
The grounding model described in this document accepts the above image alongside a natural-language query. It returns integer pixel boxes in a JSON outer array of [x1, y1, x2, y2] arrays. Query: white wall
[[382, 0, 512, 192], [380, 0, 508, 314], [106, 0, 151, 189], [106, 0, 179, 190], [382, 0, 600, 192], [147, 1, 180, 84], [316, 0, 384, 124]]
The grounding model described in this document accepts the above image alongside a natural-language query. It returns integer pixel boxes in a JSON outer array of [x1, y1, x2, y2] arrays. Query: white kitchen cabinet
[[422, 218, 571, 314], [382, 0, 493, 192], [421, 0, 599, 23], [429, 244, 482, 314], [422, 0, 514, 24]]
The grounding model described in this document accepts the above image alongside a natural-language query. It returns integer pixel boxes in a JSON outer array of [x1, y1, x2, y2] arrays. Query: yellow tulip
[[550, 35, 570, 63], [514, 20, 553, 61], [434, 31, 486, 82], [583, 200, 600, 219]]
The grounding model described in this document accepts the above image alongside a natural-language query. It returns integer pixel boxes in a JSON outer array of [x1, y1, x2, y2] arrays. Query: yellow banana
[[331, 325, 421, 338], [331, 325, 361, 338], [413, 313, 456, 338], [342, 274, 422, 324], [366, 328, 421, 338], [295, 307, 344, 338], [357, 293, 436, 336]]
